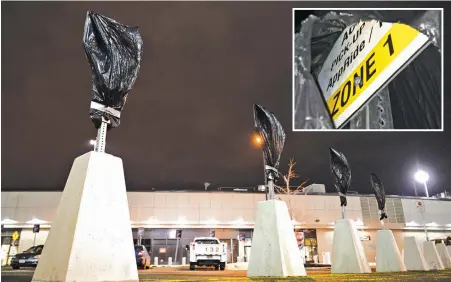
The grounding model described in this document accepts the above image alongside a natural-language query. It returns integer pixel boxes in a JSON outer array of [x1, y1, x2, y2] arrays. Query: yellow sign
[[12, 231, 19, 242], [323, 22, 429, 128]]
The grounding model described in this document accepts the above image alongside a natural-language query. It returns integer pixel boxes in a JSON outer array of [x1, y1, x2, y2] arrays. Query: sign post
[[33, 225, 40, 246], [416, 200, 429, 240], [137, 227, 144, 246], [175, 230, 182, 265], [317, 20, 430, 129]]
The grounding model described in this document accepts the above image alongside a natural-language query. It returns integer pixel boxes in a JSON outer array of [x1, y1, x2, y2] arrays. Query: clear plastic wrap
[[83, 11, 143, 129], [294, 10, 441, 130], [370, 173, 388, 221], [329, 148, 351, 207], [253, 104, 286, 181]]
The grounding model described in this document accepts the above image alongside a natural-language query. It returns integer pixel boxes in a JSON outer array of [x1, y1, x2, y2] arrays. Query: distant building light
[[233, 188, 248, 192], [406, 221, 420, 227]]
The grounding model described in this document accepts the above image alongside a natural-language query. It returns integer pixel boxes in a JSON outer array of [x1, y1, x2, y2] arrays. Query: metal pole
[[424, 182, 429, 198], [33, 233, 36, 246], [341, 206, 345, 219], [95, 118, 109, 153], [421, 211, 429, 241], [262, 153, 268, 200], [268, 179, 275, 200], [175, 238, 179, 265]]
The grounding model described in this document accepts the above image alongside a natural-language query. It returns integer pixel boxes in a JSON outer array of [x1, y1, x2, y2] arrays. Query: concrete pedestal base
[[423, 241, 445, 270], [32, 152, 138, 282], [331, 219, 371, 274], [448, 246, 451, 258], [247, 200, 306, 277], [436, 243, 451, 269], [376, 229, 406, 272], [227, 262, 249, 270], [404, 236, 429, 271]]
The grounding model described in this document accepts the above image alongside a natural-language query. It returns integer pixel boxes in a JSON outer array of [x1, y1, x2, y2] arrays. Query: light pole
[[89, 139, 96, 151], [414, 170, 430, 241], [253, 134, 267, 199], [414, 170, 430, 197]]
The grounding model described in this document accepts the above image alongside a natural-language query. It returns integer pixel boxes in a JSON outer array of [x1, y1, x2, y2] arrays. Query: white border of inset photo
[[292, 8, 444, 132]]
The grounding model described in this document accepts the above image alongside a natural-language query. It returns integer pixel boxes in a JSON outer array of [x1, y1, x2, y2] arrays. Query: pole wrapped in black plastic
[[253, 104, 286, 200], [370, 173, 388, 221], [83, 11, 143, 130], [329, 148, 351, 218]]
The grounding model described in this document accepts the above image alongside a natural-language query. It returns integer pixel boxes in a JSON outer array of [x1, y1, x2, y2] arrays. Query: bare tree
[[275, 159, 309, 222]]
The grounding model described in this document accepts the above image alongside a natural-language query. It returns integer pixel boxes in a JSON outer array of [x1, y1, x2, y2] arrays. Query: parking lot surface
[[2, 266, 451, 281]]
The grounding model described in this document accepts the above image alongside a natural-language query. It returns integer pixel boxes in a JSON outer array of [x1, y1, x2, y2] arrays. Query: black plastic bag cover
[[329, 148, 351, 206], [83, 11, 143, 129], [370, 173, 388, 220], [253, 104, 286, 181]]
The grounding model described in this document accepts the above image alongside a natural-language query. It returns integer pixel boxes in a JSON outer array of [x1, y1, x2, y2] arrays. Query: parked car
[[188, 237, 227, 270], [135, 245, 151, 269], [11, 245, 44, 269]]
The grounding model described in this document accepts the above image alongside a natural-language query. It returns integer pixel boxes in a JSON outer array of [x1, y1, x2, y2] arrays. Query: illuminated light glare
[[414, 170, 429, 183], [1, 218, 17, 224], [27, 217, 47, 224], [89, 140, 96, 146], [203, 218, 219, 225], [355, 220, 364, 226], [406, 221, 420, 227], [144, 217, 159, 224], [176, 216, 188, 224], [252, 133, 263, 147], [231, 218, 246, 225]]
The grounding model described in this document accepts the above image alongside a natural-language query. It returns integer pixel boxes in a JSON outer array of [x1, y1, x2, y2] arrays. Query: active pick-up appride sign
[[317, 20, 430, 128]]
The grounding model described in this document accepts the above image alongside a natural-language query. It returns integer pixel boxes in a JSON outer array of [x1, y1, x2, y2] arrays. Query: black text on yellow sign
[[327, 23, 422, 122]]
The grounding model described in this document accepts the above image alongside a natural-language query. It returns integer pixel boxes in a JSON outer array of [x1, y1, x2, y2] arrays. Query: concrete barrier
[[331, 219, 371, 274], [436, 243, 451, 269], [31, 152, 138, 282], [247, 200, 306, 277], [423, 241, 444, 270], [376, 229, 406, 272]]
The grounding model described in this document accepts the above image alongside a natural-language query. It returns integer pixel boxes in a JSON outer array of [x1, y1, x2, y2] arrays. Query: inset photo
[[293, 9, 443, 131]]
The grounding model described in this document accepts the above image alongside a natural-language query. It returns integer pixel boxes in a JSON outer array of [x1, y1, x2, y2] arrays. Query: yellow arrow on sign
[[12, 231, 19, 242]]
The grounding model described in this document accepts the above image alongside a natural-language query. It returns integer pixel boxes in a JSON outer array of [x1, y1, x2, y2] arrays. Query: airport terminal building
[[2, 190, 451, 266]]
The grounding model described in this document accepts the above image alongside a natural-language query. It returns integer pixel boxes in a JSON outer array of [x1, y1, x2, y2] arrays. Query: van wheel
[[220, 264, 225, 271], [190, 265, 195, 271], [215, 265, 219, 270]]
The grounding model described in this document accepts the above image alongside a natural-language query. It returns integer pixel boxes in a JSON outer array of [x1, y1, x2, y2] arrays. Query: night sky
[[2, 2, 450, 196]]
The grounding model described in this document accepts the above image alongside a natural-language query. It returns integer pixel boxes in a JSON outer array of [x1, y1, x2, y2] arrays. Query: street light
[[89, 139, 96, 146], [252, 133, 266, 197], [414, 170, 430, 197]]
